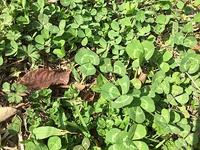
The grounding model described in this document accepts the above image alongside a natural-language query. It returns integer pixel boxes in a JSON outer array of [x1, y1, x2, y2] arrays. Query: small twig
[[185, 72, 200, 91], [18, 132, 24, 150]]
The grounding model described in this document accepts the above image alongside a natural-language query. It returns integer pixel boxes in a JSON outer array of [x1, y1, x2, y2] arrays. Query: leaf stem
[[185, 72, 200, 91]]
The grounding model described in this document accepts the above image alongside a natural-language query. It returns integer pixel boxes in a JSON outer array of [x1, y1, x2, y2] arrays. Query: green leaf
[[185, 133, 199, 145], [8, 115, 22, 135], [41, 29, 50, 39], [131, 124, 147, 140], [133, 141, 149, 150], [99, 58, 113, 73], [101, 83, 120, 101], [117, 75, 130, 94], [59, 20, 66, 30], [175, 93, 189, 104], [126, 39, 144, 60], [81, 37, 88, 46], [38, 14, 49, 25], [160, 62, 170, 72], [194, 13, 200, 22], [80, 63, 96, 76], [161, 109, 170, 123], [131, 78, 142, 89], [111, 21, 120, 31], [0, 56, 3, 66], [128, 106, 145, 123], [53, 47, 66, 58], [60, 0, 70, 6], [179, 53, 200, 74], [48, 136, 62, 150], [163, 49, 173, 61], [73, 145, 85, 150], [140, 96, 155, 112], [114, 61, 126, 76], [106, 128, 121, 143], [174, 32, 184, 45], [10, 40, 18, 49], [35, 35, 44, 44], [141, 40, 155, 61], [75, 48, 100, 65], [183, 36, 197, 47], [82, 137, 90, 150], [33, 126, 63, 139], [111, 95, 133, 108]]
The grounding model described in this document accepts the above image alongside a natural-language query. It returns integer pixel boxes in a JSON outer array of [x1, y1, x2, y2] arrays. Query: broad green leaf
[[115, 131, 129, 144], [59, 20, 66, 30], [141, 40, 155, 61], [179, 124, 191, 138], [0, 56, 3, 66], [113, 61, 126, 76], [101, 83, 120, 101], [160, 62, 170, 73], [33, 126, 63, 139], [10, 40, 18, 49], [183, 36, 197, 47], [131, 78, 142, 89], [171, 85, 183, 96], [156, 14, 168, 24], [8, 115, 22, 135], [140, 96, 155, 112], [111, 95, 133, 108], [133, 141, 149, 150], [174, 32, 184, 45], [99, 58, 113, 73], [194, 13, 200, 22], [131, 124, 147, 140], [163, 49, 173, 61], [53, 47, 65, 58], [75, 15, 83, 25], [111, 21, 120, 31], [126, 39, 144, 59], [60, 0, 70, 6], [81, 37, 88, 46], [38, 14, 49, 25], [80, 63, 96, 76], [185, 133, 199, 145], [75, 48, 100, 65], [128, 106, 145, 123], [106, 128, 121, 143], [117, 75, 130, 94], [77, 29, 85, 38], [73, 145, 85, 150], [41, 29, 49, 39], [161, 109, 170, 123], [35, 35, 44, 44], [82, 138, 90, 150], [175, 93, 189, 104], [108, 30, 119, 39], [175, 138, 187, 149], [180, 53, 200, 74], [48, 136, 62, 150]]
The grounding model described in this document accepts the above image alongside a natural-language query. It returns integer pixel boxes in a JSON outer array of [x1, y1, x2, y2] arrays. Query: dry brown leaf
[[74, 83, 86, 91], [80, 91, 95, 102], [139, 72, 148, 84], [19, 68, 71, 91], [0, 107, 18, 123]]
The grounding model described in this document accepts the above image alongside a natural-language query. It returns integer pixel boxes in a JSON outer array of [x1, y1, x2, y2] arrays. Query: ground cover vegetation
[[0, 0, 200, 149]]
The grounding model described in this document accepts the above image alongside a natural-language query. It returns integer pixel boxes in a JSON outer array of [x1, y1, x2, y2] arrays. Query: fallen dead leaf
[[139, 72, 148, 84], [0, 107, 18, 123], [19, 68, 71, 91], [74, 83, 86, 91], [80, 91, 95, 102]]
